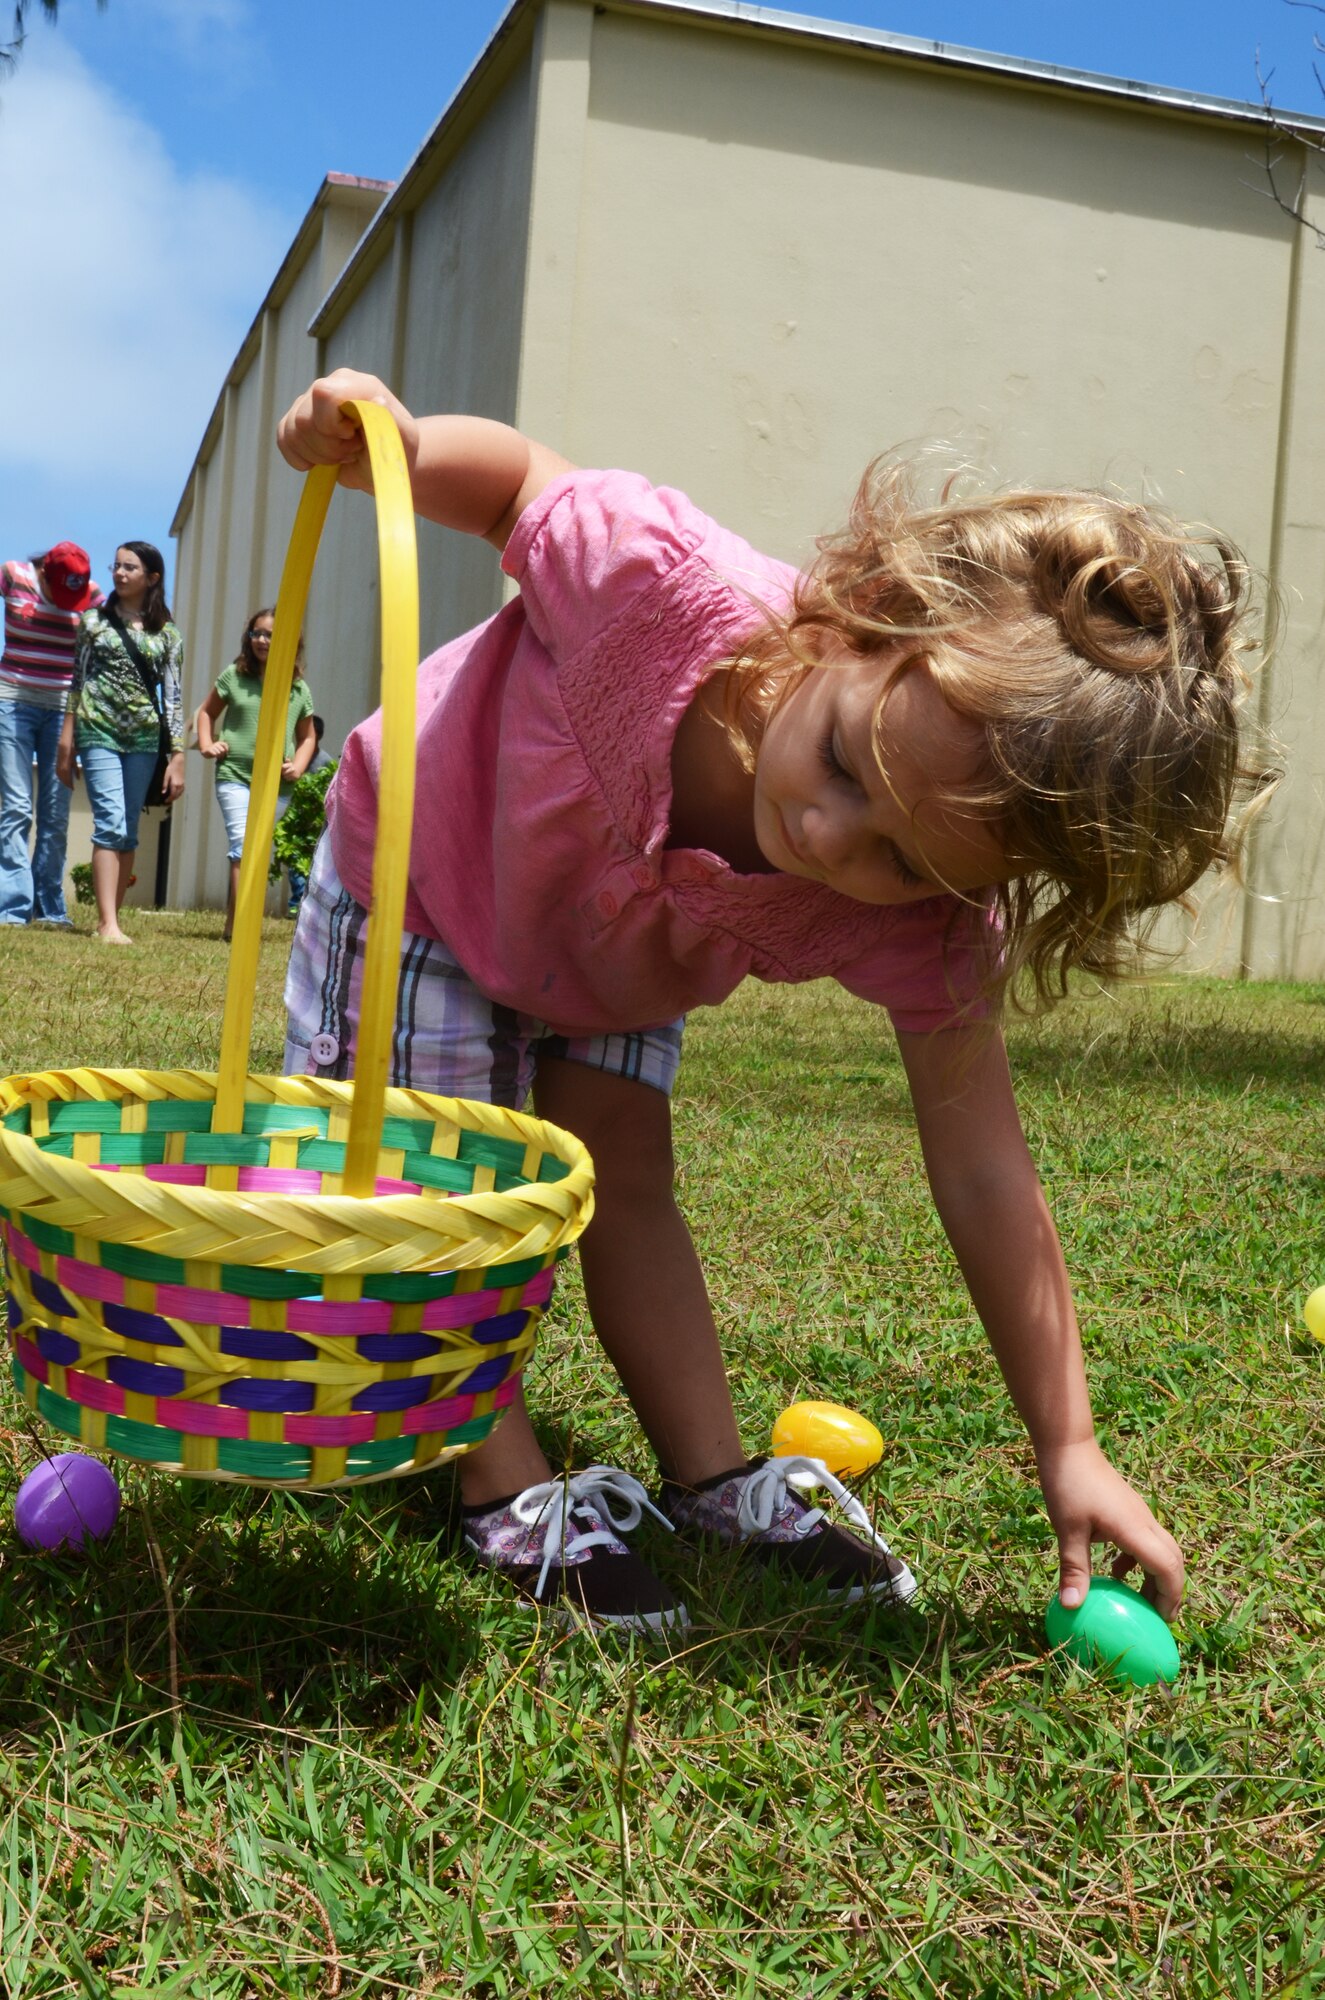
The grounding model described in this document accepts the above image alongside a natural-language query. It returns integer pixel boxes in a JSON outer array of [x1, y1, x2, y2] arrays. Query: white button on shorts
[[309, 1032, 340, 1066]]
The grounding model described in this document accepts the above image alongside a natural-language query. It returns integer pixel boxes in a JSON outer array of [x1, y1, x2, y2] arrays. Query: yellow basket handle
[[214, 401, 420, 1197]]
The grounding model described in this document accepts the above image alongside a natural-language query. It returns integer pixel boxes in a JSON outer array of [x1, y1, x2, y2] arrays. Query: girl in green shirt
[[197, 607, 315, 940]]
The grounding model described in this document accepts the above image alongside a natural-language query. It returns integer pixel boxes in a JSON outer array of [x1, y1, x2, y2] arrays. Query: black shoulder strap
[[104, 606, 163, 708]]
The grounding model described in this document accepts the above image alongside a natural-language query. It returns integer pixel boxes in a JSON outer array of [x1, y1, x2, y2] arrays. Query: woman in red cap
[[0, 542, 103, 926]]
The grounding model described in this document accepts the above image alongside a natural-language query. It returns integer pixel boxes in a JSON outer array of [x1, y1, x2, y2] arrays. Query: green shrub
[[269, 760, 337, 882], [68, 860, 94, 905]]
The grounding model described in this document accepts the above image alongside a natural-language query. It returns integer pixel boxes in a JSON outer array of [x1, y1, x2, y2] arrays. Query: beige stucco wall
[[558, 9, 1318, 975], [175, 40, 547, 919], [168, 0, 1325, 978], [303, 47, 541, 727], [170, 180, 389, 916]]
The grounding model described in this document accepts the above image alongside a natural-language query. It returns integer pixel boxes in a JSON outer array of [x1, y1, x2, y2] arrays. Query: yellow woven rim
[[0, 1069, 594, 1274]]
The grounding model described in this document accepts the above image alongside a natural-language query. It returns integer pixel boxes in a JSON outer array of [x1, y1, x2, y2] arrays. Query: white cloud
[[112, 0, 253, 70], [0, 39, 291, 497]]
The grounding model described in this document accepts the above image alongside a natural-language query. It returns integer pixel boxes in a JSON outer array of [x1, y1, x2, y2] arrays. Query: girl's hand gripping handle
[[277, 369, 419, 495]]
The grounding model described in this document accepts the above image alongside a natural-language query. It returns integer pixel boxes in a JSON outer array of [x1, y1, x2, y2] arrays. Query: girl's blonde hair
[[726, 457, 1275, 1014]]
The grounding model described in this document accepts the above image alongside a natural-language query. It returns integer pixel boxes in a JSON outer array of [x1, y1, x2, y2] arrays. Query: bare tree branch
[[1256, 40, 1325, 248]]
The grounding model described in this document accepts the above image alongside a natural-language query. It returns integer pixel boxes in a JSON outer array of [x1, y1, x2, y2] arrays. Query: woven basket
[[0, 405, 594, 1487]]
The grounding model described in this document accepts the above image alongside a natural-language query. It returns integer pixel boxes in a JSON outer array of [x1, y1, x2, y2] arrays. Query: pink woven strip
[[55, 1257, 127, 1306], [280, 1410, 394, 1446], [5, 1226, 132, 1308], [238, 1166, 323, 1194], [14, 1334, 46, 1378], [156, 1281, 293, 1322], [4, 1224, 42, 1274], [81, 1163, 424, 1196], [61, 1368, 127, 1417], [399, 1375, 519, 1437], [153, 1397, 253, 1440]]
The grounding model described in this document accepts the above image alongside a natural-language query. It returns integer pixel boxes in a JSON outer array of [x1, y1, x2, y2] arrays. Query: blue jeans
[[79, 742, 158, 853], [0, 698, 71, 924]]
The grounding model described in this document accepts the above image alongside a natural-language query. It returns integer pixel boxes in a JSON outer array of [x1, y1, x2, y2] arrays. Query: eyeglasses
[[249, 627, 274, 641]]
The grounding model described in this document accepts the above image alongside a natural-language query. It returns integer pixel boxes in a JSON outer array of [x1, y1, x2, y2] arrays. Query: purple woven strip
[[36, 1325, 81, 1366], [13, 1239, 557, 1336], [109, 1357, 186, 1396], [30, 1272, 75, 1320], [16, 1338, 522, 1447]]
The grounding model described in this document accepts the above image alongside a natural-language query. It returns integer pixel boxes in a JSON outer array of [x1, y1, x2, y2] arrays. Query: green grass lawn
[[0, 913, 1322, 1998]]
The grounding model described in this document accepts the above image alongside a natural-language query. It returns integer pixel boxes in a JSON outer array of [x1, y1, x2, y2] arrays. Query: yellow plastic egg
[[1303, 1286, 1325, 1343], [771, 1400, 883, 1477]]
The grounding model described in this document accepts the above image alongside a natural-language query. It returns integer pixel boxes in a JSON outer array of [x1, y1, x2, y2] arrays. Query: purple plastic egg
[[14, 1453, 122, 1552]]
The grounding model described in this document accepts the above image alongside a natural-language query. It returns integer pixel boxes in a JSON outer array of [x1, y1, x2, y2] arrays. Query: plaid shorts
[[282, 840, 685, 1109]]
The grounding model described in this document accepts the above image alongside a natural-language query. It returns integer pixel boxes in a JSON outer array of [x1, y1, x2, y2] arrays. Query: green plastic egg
[[771, 1400, 883, 1477], [1303, 1286, 1325, 1342], [1045, 1578, 1180, 1687]]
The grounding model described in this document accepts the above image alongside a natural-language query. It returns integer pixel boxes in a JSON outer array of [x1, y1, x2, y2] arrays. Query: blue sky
[[1, 0, 1321, 609]]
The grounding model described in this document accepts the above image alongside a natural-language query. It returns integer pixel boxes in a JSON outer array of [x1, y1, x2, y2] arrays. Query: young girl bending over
[[277, 369, 1262, 1636]]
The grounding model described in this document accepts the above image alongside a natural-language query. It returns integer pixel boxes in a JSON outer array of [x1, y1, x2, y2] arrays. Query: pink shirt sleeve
[[836, 896, 998, 1032], [503, 469, 710, 662]]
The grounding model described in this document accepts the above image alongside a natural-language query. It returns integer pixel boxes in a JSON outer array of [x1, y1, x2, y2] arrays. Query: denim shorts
[[78, 742, 158, 852], [215, 778, 292, 863], [283, 839, 685, 1108]]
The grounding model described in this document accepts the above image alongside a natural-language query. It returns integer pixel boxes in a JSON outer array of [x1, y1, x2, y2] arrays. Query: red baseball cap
[[42, 542, 96, 612]]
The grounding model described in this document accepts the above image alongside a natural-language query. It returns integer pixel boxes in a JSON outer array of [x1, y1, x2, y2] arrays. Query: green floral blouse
[[70, 609, 185, 754]]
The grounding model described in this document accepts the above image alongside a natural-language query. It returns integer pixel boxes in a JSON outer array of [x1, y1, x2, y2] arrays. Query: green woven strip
[[455, 1129, 530, 1174], [401, 1153, 510, 1194], [181, 1136, 279, 1166], [218, 1266, 329, 1300], [378, 1116, 441, 1152], [64, 1135, 168, 1166], [289, 1138, 476, 1185], [16, 1367, 498, 1481], [361, 1248, 567, 1298], [13, 1215, 75, 1257], [240, 1104, 331, 1136], [3, 1107, 29, 1133], [103, 1242, 188, 1283], [47, 1102, 129, 1133], [145, 1101, 217, 1133]]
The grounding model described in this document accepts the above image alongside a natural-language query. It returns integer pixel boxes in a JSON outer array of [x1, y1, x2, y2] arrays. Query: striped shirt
[[0, 560, 104, 710]]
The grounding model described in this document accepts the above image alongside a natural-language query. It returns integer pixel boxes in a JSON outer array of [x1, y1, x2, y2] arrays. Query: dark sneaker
[[462, 1464, 689, 1635], [660, 1454, 916, 1607]]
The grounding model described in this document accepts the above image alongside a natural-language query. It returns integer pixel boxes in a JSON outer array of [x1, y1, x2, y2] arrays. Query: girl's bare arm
[[283, 712, 317, 783], [276, 369, 574, 552], [896, 1023, 1185, 1619]]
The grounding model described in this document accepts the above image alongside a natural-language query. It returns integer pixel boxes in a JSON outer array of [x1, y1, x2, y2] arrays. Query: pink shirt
[[1, 561, 104, 710], [328, 470, 989, 1037]]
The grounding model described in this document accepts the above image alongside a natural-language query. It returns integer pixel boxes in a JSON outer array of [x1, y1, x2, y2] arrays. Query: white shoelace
[[735, 1455, 894, 1554], [508, 1464, 675, 1601]]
